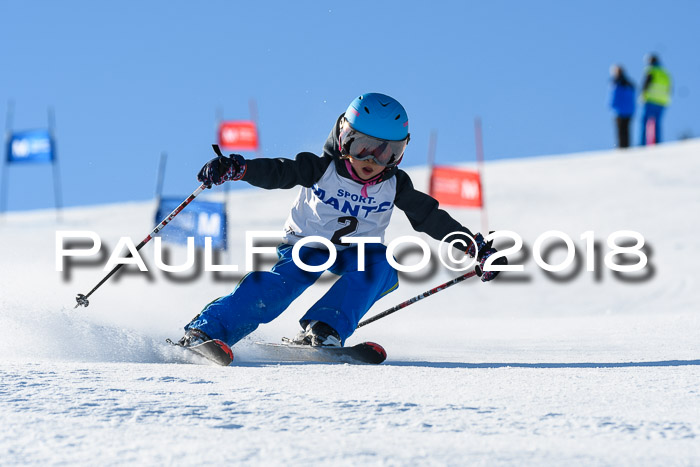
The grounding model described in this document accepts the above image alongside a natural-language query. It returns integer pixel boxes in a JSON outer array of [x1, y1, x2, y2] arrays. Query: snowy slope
[[1, 140, 699, 465]]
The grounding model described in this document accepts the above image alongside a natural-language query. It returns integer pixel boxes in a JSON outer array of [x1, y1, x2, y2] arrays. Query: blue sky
[[1, 0, 698, 211]]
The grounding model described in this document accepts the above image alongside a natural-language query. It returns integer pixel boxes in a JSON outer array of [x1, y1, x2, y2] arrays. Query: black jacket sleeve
[[240, 116, 343, 190], [394, 170, 476, 251], [240, 152, 333, 189]]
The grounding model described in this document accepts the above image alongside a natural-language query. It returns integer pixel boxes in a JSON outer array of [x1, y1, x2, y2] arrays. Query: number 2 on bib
[[331, 216, 359, 244]]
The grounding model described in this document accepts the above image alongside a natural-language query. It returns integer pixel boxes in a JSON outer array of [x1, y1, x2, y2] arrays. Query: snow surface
[[1, 141, 700, 465]]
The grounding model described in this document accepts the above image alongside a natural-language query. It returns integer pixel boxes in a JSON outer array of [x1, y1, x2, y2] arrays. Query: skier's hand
[[467, 232, 507, 282], [466, 232, 487, 258], [475, 247, 507, 282], [197, 153, 247, 188]]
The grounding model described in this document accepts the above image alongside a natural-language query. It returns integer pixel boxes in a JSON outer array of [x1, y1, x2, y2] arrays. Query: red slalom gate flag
[[218, 121, 259, 151], [429, 166, 482, 208]]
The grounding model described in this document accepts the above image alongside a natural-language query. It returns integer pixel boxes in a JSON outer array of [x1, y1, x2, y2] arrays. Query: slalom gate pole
[[357, 269, 479, 328], [74, 183, 208, 308]]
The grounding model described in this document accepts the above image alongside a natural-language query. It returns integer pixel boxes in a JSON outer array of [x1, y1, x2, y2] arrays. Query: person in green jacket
[[640, 54, 672, 145]]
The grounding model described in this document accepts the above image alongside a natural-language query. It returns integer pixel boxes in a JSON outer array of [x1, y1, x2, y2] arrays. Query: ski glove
[[467, 232, 508, 282], [197, 151, 247, 188]]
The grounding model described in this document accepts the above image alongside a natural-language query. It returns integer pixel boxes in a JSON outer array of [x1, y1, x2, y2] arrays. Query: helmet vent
[[395, 114, 401, 120], [364, 106, 370, 114]]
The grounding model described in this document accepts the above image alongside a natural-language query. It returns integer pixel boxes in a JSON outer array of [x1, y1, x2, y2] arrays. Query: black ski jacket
[[241, 114, 476, 251]]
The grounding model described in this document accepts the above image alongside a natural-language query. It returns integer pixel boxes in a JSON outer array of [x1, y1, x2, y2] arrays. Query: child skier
[[178, 93, 505, 351]]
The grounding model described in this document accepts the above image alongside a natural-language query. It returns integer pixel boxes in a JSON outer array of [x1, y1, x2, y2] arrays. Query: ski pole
[[74, 183, 209, 308], [357, 270, 479, 328]]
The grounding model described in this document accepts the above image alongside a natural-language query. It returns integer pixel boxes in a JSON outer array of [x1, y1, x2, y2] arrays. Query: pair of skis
[[167, 337, 386, 366]]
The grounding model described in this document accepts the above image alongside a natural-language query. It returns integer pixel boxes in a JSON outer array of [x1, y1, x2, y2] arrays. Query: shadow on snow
[[382, 359, 700, 369], [227, 358, 700, 368]]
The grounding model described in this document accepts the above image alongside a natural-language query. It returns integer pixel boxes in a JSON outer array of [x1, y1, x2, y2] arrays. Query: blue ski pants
[[640, 102, 665, 145], [185, 243, 399, 346]]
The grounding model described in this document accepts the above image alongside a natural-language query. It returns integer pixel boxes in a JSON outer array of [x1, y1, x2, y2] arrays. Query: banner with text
[[155, 198, 228, 249], [6, 129, 54, 163], [218, 121, 258, 151], [429, 166, 482, 208]]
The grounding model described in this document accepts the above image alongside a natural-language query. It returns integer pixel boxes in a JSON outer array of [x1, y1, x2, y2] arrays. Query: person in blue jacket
[[609, 64, 635, 148], [176, 93, 506, 352]]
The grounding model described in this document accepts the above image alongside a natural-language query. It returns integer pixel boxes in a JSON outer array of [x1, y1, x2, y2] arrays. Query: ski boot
[[177, 328, 210, 347], [290, 320, 342, 347]]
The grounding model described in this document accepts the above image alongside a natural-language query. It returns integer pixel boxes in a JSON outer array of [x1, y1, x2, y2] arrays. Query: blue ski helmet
[[344, 93, 409, 141]]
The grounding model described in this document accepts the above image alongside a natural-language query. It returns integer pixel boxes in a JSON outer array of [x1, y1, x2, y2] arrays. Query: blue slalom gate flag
[[155, 197, 228, 249], [6, 129, 55, 163]]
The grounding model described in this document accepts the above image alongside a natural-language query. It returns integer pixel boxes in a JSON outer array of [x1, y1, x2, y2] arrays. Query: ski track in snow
[[2, 141, 700, 465], [2, 360, 699, 465]]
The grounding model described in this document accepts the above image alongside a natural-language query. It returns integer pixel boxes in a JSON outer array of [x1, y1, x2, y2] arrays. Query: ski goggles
[[338, 119, 409, 167]]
